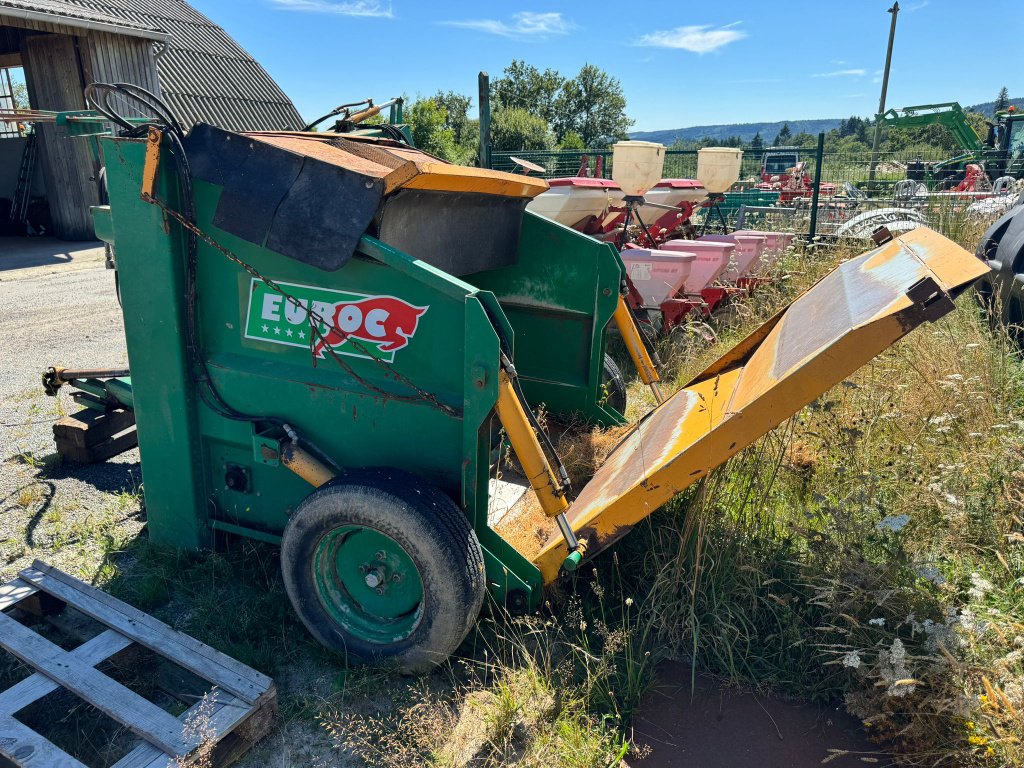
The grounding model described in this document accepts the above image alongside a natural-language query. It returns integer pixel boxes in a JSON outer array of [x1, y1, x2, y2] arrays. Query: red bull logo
[[244, 279, 428, 363], [312, 297, 427, 358]]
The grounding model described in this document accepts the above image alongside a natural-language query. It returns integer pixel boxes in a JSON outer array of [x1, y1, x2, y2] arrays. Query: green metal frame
[[467, 212, 626, 428], [881, 102, 1024, 180], [92, 133, 630, 612]]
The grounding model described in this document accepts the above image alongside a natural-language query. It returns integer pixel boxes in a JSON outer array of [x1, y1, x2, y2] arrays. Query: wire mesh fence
[[491, 138, 1024, 242]]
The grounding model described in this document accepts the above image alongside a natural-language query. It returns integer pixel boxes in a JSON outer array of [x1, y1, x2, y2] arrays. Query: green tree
[[405, 95, 478, 164], [492, 60, 564, 125], [774, 123, 792, 145], [491, 106, 555, 151], [789, 131, 817, 149], [558, 130, 586, 150], [995, 87, 1011, 112], [431, 90, 472, 144], [749, 131, 764, 150], [404, 98, 461, 162], [552, 64, 632, 145], [12, 81, 28, 110]]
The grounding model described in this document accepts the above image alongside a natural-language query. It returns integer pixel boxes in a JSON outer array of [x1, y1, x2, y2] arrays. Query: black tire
[[601, 354, 628, 414], [280, 468, 485, 673]]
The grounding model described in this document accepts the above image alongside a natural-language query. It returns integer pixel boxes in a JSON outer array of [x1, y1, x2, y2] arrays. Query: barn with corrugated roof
[[0, 0, 303, 238]]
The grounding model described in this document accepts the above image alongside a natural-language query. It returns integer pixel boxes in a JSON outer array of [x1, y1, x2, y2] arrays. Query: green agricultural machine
[[881, 102, 1024, 186], [47, 85, 987, 672]]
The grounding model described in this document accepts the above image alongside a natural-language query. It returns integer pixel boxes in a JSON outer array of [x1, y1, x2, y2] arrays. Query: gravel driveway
[[0, 248, 142, 585]]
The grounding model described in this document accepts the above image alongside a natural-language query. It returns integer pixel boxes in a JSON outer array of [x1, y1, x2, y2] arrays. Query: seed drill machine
[[47, 84, 987, 672]]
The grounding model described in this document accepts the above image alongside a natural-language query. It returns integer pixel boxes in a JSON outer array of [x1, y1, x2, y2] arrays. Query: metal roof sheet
[[0, 0, 303, 130]]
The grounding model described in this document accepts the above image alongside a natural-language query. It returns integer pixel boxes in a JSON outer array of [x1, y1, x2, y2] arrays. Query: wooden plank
[[20, 564, 270, 704], [0, 581, 36, 613], [113, 690, 251, 768], [52, 408, 136, 450], [0, 712, 86, 768], [0, 629, 133, 717], [0, 611, 193, 758], [55, 427, 138, 464]]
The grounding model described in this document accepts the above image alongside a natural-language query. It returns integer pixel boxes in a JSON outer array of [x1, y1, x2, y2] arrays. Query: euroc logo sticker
[[244, 279, 427, 363]]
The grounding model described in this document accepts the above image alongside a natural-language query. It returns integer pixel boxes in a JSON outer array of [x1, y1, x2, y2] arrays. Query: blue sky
[[191, 0, 1024, 132]]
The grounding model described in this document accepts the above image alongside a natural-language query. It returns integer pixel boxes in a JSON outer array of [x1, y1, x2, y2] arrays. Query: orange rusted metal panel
[[532, 227, 989, 582]]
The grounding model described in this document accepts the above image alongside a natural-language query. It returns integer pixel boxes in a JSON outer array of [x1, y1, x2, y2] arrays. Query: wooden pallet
[[52, 408, 138, 464], [0, 561, 277, 768]]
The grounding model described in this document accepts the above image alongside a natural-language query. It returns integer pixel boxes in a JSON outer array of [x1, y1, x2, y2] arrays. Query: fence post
[[807, 131, 825, 244], [478, 71, 491, 169]]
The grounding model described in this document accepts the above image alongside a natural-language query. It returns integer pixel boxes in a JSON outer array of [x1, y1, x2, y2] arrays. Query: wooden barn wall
[[21, 33, 98, 240], [15, 27, 160, 240], [81, 32, 161, 118]]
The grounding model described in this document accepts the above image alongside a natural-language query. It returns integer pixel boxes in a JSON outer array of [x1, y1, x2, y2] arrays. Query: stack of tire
[[976, 191, 1024, 344]]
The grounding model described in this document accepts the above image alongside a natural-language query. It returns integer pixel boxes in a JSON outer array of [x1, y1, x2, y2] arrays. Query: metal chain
[[143, 193, 461, 419]]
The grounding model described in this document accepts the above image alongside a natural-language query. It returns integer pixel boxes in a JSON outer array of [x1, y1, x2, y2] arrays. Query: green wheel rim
[[313, 526, 424, 644]]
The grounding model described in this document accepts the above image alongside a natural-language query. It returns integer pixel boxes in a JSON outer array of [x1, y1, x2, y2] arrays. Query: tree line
[[397, 75, 1010, 165], [674, 86, 1013, 157], [400, 60, 632, 164]]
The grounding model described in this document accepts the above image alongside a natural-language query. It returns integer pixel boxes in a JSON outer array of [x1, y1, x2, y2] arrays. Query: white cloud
[[813, 68, 866, 78], [441, 11, 571, 39], [905, 1, 929, 11], [637, 23, 746, 54], [268, 0, 393, 17]]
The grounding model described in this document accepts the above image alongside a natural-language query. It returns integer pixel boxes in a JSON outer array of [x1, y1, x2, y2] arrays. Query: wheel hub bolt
[[364, 568, 386, 589], [375, 551, 386, 561], [392, 573, 402, 583]]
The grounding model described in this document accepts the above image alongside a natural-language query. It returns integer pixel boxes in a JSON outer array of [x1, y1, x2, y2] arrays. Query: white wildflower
[[916, 565, 946, 586], [877, 514, 910, 532], [969, 572, 995, 601], [869, 617, 886, 627], [879, 638, 915, 697], [842, 651, 862, 669]]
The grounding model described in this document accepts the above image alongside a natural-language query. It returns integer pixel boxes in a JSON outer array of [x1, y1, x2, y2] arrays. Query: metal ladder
[[10, 126, 36, 224]]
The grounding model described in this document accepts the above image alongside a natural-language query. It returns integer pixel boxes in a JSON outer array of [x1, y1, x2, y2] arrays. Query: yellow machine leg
[[613, 296, 665, 404], [495, 368, 585, 569]]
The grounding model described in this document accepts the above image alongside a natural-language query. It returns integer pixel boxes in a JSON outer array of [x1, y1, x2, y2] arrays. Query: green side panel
[[99, 134, 541, 606], [100, 137, 209, 549], [189, 177, 491, 537], [91, 205, 114, 245], [466, 212, 625, 427]]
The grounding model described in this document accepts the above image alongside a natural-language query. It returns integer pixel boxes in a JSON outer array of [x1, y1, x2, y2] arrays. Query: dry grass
[[625, 221, 1024, 767]]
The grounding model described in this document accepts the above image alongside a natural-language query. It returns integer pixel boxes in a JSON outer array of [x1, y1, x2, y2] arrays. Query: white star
[[298, 330, 306, 339], [261, 324, 269, 332], [273, 327, 281, 335], [286, 328, 294, 337]]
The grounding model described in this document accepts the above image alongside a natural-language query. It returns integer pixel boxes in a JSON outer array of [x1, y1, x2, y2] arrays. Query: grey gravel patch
[[0, 264, 141, 584]]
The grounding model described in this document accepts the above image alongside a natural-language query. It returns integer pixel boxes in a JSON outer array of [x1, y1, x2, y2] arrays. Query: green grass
[[605, 226, 1024, 766]]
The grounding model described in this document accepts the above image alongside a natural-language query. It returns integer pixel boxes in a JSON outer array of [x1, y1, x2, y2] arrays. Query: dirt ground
[[632, 661, 892, 767]]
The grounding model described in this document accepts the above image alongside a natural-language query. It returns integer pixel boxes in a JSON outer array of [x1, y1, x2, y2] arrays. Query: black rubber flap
[[184, 124, 384, 271], [377, 189, 525, 277]]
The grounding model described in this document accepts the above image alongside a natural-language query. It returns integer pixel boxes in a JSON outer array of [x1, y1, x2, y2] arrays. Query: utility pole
[[868, 2, 899, 189], [478, 72, 491, 169]]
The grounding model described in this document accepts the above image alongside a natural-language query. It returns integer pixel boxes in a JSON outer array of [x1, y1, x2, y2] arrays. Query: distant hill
[[966, 97, 1024, 116], [629, 119, 844, 145], [629, 98, 1024, 145]]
